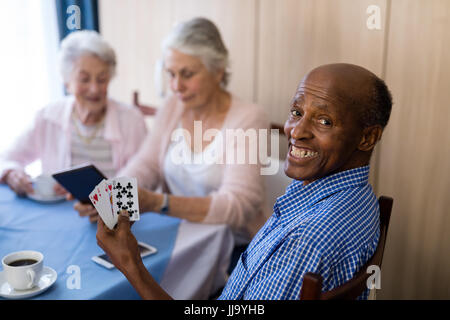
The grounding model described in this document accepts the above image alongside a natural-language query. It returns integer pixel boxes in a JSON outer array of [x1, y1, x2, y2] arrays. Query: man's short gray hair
[[58, 30, 116, 82], [162, 17, 230, 87]]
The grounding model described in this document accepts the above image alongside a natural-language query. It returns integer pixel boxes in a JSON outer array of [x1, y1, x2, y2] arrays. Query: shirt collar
[[274, 166, 371, 221]]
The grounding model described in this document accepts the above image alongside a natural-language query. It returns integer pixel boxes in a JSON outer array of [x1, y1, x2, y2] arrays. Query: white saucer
[[27, 193, 66, 204], [0, 266, 57, 299]]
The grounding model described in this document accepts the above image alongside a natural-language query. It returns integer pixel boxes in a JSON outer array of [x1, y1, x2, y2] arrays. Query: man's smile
[[289, 145, 319, 160]]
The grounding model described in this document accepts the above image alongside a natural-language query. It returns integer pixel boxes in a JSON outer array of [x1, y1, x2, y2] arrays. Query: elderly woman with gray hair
[[95, 17, 270, 248], [0, 30, 147, 196]]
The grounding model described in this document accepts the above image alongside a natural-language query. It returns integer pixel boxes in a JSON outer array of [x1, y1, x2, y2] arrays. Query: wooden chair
[[299, 196, 393, 300], [133, 90, 157, 116]]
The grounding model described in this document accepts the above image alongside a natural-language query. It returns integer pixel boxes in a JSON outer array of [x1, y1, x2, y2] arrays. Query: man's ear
[[358, 125, 383, 152]]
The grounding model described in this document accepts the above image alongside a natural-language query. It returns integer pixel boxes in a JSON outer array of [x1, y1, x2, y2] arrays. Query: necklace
[[71, 111, 105, 145]]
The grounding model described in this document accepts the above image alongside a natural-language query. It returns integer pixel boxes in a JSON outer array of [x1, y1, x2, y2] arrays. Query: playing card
[[112, 177, 140, 221], [103, 179, 114, 211], [89, 180, 117, 230]]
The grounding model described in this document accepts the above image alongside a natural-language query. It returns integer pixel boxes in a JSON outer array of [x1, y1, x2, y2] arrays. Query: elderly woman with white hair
[[79, 18, 270, 254], [0, 30, 147, 196]]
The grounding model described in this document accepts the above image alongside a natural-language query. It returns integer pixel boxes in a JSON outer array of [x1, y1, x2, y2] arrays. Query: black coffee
[[7, 259, 38, 267]]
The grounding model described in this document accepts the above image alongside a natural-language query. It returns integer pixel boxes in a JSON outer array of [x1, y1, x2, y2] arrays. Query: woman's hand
[[53, 183, 68, 196], [67, 193, 99, 222], [75, 202, 99, 222], [138, 187, 163, 213], [96, 211, 141, 275], [5, 169, 34, 196]]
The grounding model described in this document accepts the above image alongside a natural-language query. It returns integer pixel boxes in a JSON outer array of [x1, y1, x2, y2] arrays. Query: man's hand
[[95, 210, 173, 300], [96, 211, 141, 274], [5, 169, 34, 196]]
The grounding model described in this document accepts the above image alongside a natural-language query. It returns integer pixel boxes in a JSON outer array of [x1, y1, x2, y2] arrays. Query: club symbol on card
[[127, 200, 134, 207], [127, 192, 133, 198], [126, 183, 133, 190], [114, 184, 122, 193]]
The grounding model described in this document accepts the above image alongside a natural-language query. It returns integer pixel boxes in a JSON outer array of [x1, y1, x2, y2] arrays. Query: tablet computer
[[52, 164, 107, 204]]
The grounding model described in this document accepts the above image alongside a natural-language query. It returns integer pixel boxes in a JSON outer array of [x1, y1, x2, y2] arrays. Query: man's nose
[[290, 117, 314, 140]]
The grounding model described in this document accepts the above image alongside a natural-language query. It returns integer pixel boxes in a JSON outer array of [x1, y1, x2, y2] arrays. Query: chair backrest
[[300, 196, 393, 300], [133, 91, 157, 116]]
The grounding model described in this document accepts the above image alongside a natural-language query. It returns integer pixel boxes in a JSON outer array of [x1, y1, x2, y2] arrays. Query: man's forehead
[[294, 64, 375, 106], [294, 75, 347, 105]]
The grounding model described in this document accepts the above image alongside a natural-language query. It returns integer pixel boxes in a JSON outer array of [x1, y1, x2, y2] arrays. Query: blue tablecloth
[[0, 185, 181, 299]]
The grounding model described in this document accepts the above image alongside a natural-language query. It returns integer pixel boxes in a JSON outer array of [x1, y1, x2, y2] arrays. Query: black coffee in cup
[[7, 259, 38, 267]]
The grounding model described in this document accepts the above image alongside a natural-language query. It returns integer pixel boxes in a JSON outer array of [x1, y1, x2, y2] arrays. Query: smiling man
[[219, 63, 392, 299], [284, 63, 388, 183], [96, 63, 392, 300]]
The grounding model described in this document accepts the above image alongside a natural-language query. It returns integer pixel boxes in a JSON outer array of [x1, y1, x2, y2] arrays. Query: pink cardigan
[[119, 95, 271, 242], [0, 96, 148, 180]]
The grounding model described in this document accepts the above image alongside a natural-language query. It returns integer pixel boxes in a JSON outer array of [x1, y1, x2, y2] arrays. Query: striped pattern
[[70, 120, 115, 178], [219, 166, 380, 300]]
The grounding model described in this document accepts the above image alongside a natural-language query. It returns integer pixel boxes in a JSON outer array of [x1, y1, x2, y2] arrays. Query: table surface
[[0, 185, 233, 300]]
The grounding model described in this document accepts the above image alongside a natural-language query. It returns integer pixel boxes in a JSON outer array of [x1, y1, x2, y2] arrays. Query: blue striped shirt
[[219, 166, 379, 300]]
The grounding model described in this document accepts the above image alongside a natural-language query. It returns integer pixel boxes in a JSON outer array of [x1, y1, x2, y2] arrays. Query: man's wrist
[[122, 258, 146, 286], [129, 258, 172, 300]]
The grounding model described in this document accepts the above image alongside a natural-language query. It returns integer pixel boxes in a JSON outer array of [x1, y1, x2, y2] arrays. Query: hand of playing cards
[[89, 177, 140, 230]]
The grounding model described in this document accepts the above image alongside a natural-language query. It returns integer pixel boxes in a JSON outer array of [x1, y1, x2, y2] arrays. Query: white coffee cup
[[2, 250, 44, 290], [33, 174, 56, 197]]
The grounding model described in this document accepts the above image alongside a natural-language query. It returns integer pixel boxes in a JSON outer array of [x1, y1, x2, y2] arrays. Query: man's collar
[[274, 166, 370, 221]]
